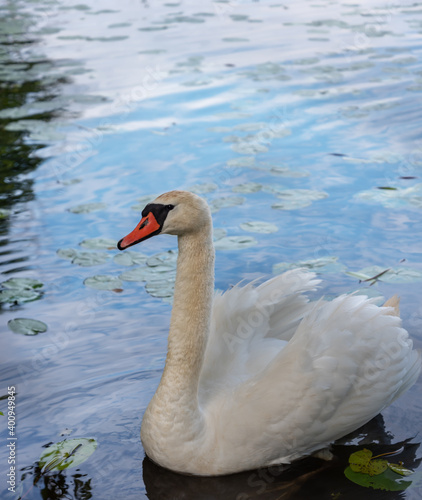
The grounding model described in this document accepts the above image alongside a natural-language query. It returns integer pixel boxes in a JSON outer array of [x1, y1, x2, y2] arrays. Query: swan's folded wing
[[207, 293, 420, 467], [199, 269, 320, 402]]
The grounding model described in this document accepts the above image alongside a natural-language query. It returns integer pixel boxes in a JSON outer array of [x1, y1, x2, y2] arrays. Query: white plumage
[[117, 190, 421, 476]]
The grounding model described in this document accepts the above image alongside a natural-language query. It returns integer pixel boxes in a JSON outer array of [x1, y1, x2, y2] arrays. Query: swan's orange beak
[[117, 212, 161, 250]]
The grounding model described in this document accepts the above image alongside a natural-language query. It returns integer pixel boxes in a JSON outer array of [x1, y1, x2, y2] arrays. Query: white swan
[[117, 190, 421, 476]]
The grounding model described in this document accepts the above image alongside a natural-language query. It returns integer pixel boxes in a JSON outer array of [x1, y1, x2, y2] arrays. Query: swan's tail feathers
[[383, 295, 401, 317]]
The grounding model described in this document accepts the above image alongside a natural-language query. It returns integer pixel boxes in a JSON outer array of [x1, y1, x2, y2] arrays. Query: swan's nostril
[[139, 218, 148, 230]]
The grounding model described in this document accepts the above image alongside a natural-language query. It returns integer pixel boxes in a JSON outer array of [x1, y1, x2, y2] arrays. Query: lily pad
[[84, 275, 123, 291], [2, 278, 43, 290], [227, 157, 256, 168], [0, 289, 43, 305], [388, 463, 414, 476], [131, 194, 158, 210], [233, 122, 266, 132], [213, 228, 227, 241], [265, 166, 309, 178], [0, 208, 11, 218], [119, 266, 176, 282], [58, 249, 110, 267], [189, 182, 218, 194], [72, 252, 110, 267], [233, 182, 262, 194], [231, 142, 268, 155], [145, 277, 175, 298], [214, 236, 257, 250], [39, 438, 97, 473], [355, 183, 422, 209], [119, 267, 150, 282], [210, 196, 245, 213], [346, 265, 422, 284], [146, 250, 178, 268], [349, 449, 388, 476], [345, 466, 413, 491], [8, 318, 48, 336], [0, 278, 44, 305], [68, 203, 107, 214], [272, 189, 328, 210], [57, 248, 78, 260], [274, 257, 346, 274], [113, 251, 148, 266], [79, 237, 117, 249], [60, 178, 82, 186], [240, 221, 278, 234]]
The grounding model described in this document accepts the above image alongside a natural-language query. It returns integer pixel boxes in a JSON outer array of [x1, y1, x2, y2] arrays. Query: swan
[[117, 190, 421, 476]]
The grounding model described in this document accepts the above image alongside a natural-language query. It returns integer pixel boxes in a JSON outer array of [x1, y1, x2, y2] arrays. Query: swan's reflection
[[143, 416, 421, 500]]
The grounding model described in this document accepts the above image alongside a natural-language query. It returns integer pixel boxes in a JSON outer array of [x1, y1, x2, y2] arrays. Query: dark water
[[1, 0, 422, 498]]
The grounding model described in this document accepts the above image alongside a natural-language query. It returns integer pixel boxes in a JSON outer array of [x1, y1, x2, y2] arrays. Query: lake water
[[1, 0, 422, 498]]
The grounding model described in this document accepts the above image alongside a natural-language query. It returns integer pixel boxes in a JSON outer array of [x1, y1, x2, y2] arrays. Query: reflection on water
[[0, 0, 422, 498], [16, 416, 422, 499], [142, 416, 422, 500]]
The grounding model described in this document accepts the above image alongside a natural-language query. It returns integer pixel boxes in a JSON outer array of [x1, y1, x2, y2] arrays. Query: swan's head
[[117, 190, 211, 250]]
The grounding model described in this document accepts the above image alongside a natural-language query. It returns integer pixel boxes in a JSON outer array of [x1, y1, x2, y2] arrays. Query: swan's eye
[[166, 204, 175, 210]]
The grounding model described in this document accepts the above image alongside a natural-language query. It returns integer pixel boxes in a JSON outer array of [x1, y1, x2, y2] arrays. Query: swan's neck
[[152, 224, 214, 414]]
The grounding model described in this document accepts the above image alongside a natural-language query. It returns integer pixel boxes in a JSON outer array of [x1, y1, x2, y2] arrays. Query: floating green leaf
[[60, 178, 82, 186], [214, 236, 257, 250], [231, 142, 268, 155], [57, 249, 110, 267], [345, 466, 412, 491], [226, 157, 255, 168], [0, 278, 44, 305], [189, 182, 218, 194], [240, 221, 278, 234], [0, 208, 11, 218], [120, 265, 176, 282], [8, 318, 47, 336], [388, 462, 414, 476], [345, 448, 414, 491], [355, 183, 422, 209], [79, 237, 117, 249], [2, 278, 43, 290], [213, 228, 227, 241], [113, 251, 148, 266], [57, 248, 78, 260], [145, 277, 175, 298], [72, 252, 110, 267], [84, 275, 123, 291], [119, 267, 148, 282], [349, 449, 388, 476], [68, 203, 107, 214], [131, 194, 158, 210], [146, 250, 178, 268], [39, 438, 97, 473], [233, 182, 262, 194], [265, 166, 309, 178], [210, 196, 245, 213], [0, 289, 42, 305], [272, 189, 328, 210]]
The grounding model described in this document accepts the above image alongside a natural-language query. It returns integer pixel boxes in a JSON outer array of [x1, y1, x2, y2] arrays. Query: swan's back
[[199, 269, 420, 473]]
